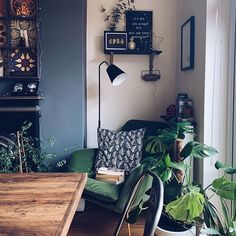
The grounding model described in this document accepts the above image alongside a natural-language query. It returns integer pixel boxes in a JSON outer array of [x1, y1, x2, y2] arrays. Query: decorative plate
[[11, 0, 36, 17], [11, 20, 37, 48], [0, 21, 7, 47], [11, 48, 37, 74]]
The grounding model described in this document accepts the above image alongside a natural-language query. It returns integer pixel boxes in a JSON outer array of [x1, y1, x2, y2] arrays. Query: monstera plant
[[141, 121, 222, 235]]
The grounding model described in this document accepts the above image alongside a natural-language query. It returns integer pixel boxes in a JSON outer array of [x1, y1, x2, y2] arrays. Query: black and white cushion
[[95, 128, 146, 173]]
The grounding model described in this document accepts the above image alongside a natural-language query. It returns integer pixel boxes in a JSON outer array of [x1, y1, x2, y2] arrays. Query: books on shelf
[[96, 167, 125, 185]]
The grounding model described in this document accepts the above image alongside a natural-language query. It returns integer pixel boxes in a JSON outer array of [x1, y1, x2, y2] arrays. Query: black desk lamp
[[98, 61, 127, 128]]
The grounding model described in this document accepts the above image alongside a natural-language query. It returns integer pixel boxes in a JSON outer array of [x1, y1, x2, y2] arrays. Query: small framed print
[[25, 81, 39, 95], [104, 31, 127, 53], [12, 81, 26, 95]]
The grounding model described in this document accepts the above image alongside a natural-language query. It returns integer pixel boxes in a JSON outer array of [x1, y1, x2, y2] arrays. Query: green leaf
[[212, 176, 236, 200], [163, 153, 171, 167], [159, 168, 172, 182], [145, 137, 161, 153], [215, 161, 236, 175], [165, 190, 205, 223], [180, 141, 218, 159], [126, 200, 143, 224], [164, 178, 182, 202], [169, 161, 189, 171], [180, 142, 194, 159]]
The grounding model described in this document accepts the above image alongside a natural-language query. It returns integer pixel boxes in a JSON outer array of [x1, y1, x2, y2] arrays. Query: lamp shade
[[106, 64, 127, 86]]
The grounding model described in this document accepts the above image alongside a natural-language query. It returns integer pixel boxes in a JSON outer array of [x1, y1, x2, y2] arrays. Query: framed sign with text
[[125, 10, 153, 53]]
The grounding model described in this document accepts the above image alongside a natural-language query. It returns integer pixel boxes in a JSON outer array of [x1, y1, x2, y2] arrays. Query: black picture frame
[[125, 10, 153, 53], [25, 81, 39, 95], [12, 81, 26, 96], [181, 16, 195, 71], [104, 31, 127, 53]]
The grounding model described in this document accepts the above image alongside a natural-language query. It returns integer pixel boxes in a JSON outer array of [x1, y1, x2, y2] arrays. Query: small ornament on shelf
[[128, 36, 136, 50], [23, 30, 29, 48]]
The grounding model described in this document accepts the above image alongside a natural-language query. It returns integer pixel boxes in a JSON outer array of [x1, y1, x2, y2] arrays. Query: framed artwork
[[181, 16, 195, 71], [104, 31, 127, 52], [12, 81, 25, 95], [25, 81, 38, 95], [125, 10, 153, 53]]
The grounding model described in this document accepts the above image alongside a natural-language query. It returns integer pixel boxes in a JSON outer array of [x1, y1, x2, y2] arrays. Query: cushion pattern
[[95, 128, 145, 172]]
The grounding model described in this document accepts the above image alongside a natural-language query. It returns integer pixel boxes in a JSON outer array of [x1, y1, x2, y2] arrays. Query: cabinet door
[[0, 0, 40, 79]]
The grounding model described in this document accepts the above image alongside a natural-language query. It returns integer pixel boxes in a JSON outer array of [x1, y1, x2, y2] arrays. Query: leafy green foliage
[[0, 122, 54, 173], [165, 189, 205, 223], [180, 141, 218, 159], [211, 176, 236, 200], [142, 121, 236, 235], [100, 0, 136, 31], [215, 161, 236, 174]]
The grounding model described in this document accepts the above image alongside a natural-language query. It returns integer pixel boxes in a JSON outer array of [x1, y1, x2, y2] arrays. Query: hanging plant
[[100, 0, 136, 31]]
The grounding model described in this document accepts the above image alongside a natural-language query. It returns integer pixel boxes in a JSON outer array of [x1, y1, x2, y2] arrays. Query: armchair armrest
[[67, 148, 97, 177]]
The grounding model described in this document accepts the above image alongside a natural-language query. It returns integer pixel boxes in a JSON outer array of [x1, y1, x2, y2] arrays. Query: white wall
[[176, 0, 207, 143], [176, 0, 232, 186], [86, 0, 178, 147], [176, 0, 207, 183]]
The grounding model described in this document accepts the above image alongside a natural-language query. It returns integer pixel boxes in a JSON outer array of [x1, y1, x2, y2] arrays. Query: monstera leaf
[[165, 190, 205, 223], [211, 176, 236, 200], [215, 161, 236, 175], [180, 141, 218, 159]]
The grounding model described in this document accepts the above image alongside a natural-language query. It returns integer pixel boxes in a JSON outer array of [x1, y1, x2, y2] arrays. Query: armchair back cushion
[[120, 120, 169, 160], [68, 148, 97, 177]]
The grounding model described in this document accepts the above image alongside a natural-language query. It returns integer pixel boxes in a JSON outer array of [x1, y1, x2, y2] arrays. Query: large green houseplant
[[141, 121, 232, 235]]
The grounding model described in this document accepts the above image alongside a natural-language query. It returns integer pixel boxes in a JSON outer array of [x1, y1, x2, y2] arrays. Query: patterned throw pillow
[[95, 128, 146, 173]]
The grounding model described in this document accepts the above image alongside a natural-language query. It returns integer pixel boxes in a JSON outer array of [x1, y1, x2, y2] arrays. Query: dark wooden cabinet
[[0, 0, 40, 81]]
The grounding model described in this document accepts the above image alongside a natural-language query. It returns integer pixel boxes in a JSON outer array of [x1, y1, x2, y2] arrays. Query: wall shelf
[[0, 106, 40, 112], [104, 50, 162, 55], [104, 50, 162, 70], [0, 96, 44, 100]]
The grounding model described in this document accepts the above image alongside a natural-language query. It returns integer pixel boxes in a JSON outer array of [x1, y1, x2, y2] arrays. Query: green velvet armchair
[[67, 119, 168, 214]]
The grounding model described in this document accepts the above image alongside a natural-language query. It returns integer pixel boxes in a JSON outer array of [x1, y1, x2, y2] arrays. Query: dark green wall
[[40, 0, 86, 161]]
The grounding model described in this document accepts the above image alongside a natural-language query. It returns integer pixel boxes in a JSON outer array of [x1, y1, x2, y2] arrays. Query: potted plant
[[141, 121, 220, 235], [100, 0, 136, 31], [0, 122, 54, 173]]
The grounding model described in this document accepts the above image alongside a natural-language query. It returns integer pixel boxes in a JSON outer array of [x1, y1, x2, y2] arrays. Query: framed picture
[[25, 81, 39, 95], [12, 81, 26, 95], [104, 31, 127, 52], [125, 10, 153, 53], [181, 16, 195, 71]]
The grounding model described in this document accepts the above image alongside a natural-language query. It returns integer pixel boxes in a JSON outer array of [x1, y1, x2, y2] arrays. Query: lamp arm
[[98, 61, 109, 128]]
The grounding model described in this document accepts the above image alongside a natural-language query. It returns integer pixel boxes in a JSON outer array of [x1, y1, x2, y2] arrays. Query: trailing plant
[[0, 122, 55, 173], [100, 0, 136, 31]]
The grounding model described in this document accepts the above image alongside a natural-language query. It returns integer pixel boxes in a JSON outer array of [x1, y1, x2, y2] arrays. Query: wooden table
[[0, 173, 87, 236]]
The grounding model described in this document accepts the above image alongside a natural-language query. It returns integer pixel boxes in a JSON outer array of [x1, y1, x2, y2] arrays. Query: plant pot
[[155, 214, 195, 236]]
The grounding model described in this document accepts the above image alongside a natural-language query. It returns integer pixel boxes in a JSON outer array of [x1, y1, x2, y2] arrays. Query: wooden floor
[[68, 203, 145, 236]]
